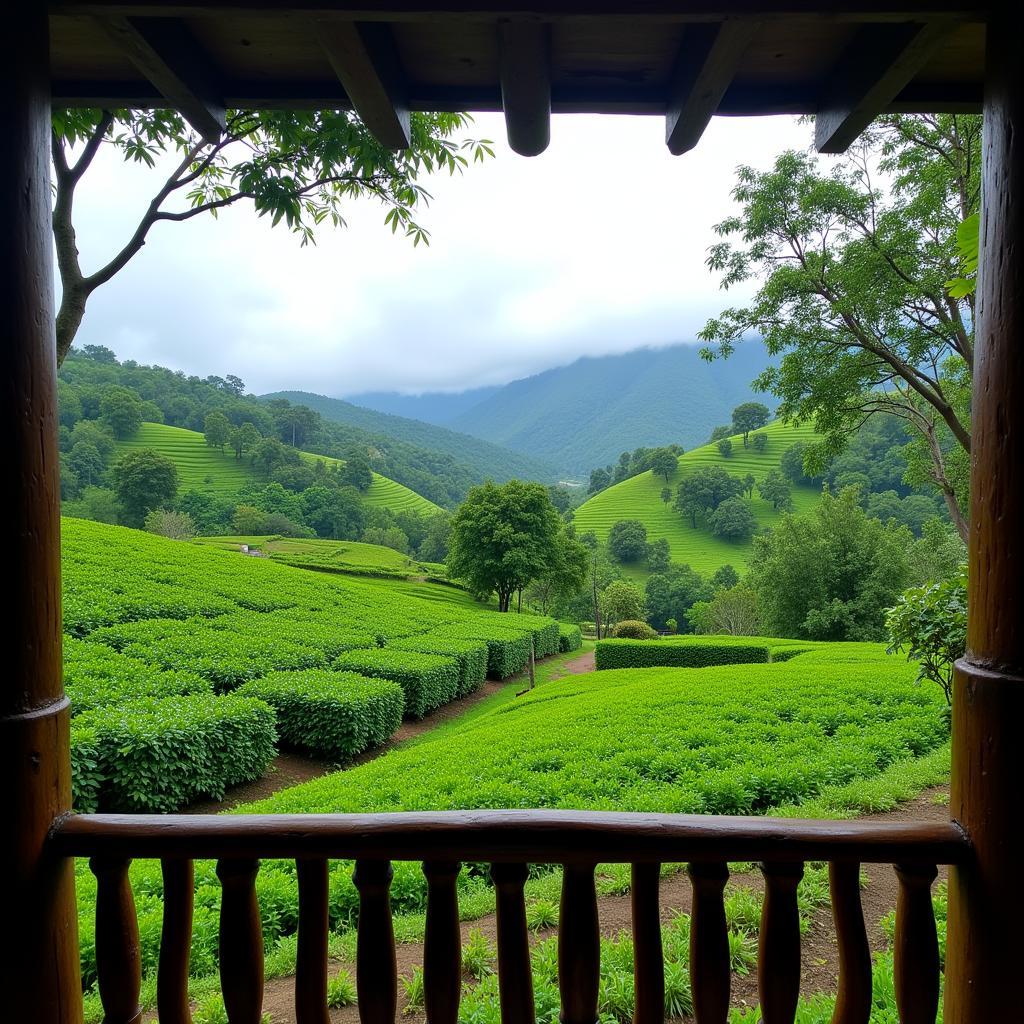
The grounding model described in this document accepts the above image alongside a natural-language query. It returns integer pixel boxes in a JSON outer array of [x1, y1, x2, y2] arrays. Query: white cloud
[[66, 111, 812, 395]]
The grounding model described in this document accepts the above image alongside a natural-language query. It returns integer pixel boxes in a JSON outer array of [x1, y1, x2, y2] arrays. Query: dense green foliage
[[610, 620, 659, 640], [237, 671, 404, 759], [607, 519, 649, 562], [390, 634, 490, 697], [333, 648, 461, 719], [596, 636, 775, 670]]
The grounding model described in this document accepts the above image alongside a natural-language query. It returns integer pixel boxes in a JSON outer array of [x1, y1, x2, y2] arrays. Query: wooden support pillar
[[0, 8, 82, 1021], [945, 7, 1024, 1021]]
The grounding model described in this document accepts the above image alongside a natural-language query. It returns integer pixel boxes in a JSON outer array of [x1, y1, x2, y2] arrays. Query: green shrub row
[[444, 624, 534, 678], [333, 648, 460, 718], [595, 637, 772, 670], [390, 633, 489, 697], [237, 670, 403, 760], [70, 695, 276, 812], [558, 623, 583, 653]]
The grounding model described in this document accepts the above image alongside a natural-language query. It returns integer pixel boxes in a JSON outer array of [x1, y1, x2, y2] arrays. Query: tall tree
[[447, 481, 563, 612], [112, 449, 179, 526], [51, 108, 492, 362], [203, 410, 231, 451], [700, 115, 979, 540], [649, 447, 679, 483], [731, 402, 770, 444]]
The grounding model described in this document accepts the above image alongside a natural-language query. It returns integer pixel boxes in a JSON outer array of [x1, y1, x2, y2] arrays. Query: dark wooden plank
[[498, 20, 550, 156], [2, 12, 82, 1022], [313, 19, 410, 149], [665, 19, 761, 155], [558, 864, 600, 1024], [51, 811, 971, 865], [631, 863, 664, 1024], [688, 861, 730, 1024], [492, 863, 535, 1024], [423, 862, 462, 1024], [296, 858, 331, 1024], [91, 856, 143, 1024], [94, 15, 226, 141], [828, 861, 871, 1024], [757, 862, 803, 1024], [158, 859, 195, 1024], [216, 858, 264, 1024], [814, 19, 961, 152], [353, 860, 398, 1024], [893, 863, 939, 1024]]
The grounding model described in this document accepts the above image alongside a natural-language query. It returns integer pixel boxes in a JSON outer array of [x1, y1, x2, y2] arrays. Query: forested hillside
[[264, 390, 556, 484], [443, 342, 771, 475]]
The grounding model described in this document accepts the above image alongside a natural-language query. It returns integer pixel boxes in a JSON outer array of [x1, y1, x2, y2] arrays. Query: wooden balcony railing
[[49, 810, 970, 1024]]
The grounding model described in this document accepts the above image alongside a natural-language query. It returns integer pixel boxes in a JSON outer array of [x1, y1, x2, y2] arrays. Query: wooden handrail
[[50, 810, 970, 864], [57, 810, 968, 1024]]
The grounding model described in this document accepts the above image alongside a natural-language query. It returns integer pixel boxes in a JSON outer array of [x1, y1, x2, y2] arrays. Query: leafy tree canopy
[[709, 495, 756, 541], [112, 448, 179, 526], [731, 402, 770, 443], [607, 519, 649, 563]]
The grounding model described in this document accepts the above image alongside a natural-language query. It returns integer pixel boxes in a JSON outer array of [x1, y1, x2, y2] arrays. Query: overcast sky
[[65, 112, 812, 397]]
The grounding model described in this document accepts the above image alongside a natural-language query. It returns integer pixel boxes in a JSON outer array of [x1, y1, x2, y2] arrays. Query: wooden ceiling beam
[[95, 15, 225, 141], [665, 19, 761, 155], [314, 20, 411, 149], [814, 19, 961, 153], [498, 21, 550, 156]]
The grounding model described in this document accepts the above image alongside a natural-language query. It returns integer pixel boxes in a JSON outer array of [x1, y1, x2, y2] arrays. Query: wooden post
[[0, 7, 83, 1021], [945, 7, 1024, 1020]]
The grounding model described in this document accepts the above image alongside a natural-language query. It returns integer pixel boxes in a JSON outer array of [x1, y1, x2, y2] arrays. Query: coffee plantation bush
[[72, 695, 276, 812], [237, 671, 403, 759]]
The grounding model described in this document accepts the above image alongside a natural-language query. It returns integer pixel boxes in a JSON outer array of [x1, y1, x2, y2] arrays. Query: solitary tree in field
[[650, 448, 679, 483], [447, 481, 562, 612], [701, 115, 979, 539], [717, 438, 733, 458], [743, 473, 756, 498], [731, 402, 770, 445], [660, 486, 673, 507], [112, 448, 179, 526], [51, 109, 492, 363], [204, 411, 231, 451]]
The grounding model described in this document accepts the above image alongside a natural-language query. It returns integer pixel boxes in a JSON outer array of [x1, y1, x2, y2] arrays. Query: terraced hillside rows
[[115, 422, 440, 515], [574, 419, 819, 576]]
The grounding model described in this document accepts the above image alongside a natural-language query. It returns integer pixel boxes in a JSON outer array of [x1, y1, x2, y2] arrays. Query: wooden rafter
[[95, 15, 225, 141], [314, 19, 411, 149], [498, 20, 551, 157], [665, 19, 761, 155], [814, 19, 962, 153]]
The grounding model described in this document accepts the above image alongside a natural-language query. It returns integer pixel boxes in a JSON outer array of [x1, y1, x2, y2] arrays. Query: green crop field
[[114, 421, 440, 516], [574, 419, 820, 577]]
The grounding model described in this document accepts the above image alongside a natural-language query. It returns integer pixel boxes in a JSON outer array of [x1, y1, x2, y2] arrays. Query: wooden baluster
[[893, 864, 939, 1024], [758, 862, 803, 1024], [423, 862, 462, 1024], [91, 856, 143, 1024], [492, 863, 535, 1024], [688, 862, 730, 1024], [631, 863, 664, 1024], [159, 858, 194, 1024], [216, 858, 264, 1024], [353, 860, 397, 1024], [296, 858, 330, 1024], [828, 862, 871, 1024], [559, 863, 600, 1024]]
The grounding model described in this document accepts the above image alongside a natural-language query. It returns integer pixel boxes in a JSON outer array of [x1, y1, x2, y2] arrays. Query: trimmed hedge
[[71, 695, 276, 812], [390, 633, 489, 697], [443, 624, 533, 678], [558, 623, 583, 653], [595, 637, 771, 670], [333, 648, 460, 718], [238, 670, 403, 759]]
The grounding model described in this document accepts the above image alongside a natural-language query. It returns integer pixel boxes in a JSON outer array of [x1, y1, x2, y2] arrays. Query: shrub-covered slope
[[574, 419, 819, 576], [115, 421, 440, 515]]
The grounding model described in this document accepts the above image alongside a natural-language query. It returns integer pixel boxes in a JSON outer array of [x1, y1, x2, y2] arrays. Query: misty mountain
[[348, 386, 500, 425]]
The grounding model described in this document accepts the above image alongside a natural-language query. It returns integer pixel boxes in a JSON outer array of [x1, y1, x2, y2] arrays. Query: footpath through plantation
[[62, 518, 952, 1022]]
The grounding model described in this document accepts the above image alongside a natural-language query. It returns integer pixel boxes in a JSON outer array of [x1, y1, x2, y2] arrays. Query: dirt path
[[252, 786, 951, 1024]]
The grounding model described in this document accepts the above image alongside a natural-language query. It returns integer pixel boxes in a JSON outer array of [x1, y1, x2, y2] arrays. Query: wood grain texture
[[423, 862, 462, 1024], [158, 859, 195, 1024], [828, 861, 871, 1024], [216, 858, 264, 1024]]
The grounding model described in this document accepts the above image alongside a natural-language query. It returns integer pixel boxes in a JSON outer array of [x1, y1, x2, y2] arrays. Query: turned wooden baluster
[[559, 863, 600, 1024], [688, 862, 730, 1024], [423, 861, 462, 1024], [631, 863, 664, 1024], [159, 858, 195, 1024], [91, 856, 142, 1024], [353, 860, 398, 1024], [758, 862, 803, 1024], [829, 862, 871, 1024], [296, 858, 330, 1024], [893, 864, 940, 1024], [492, 863, 535, 1024], [216, 858, 264, 1024]]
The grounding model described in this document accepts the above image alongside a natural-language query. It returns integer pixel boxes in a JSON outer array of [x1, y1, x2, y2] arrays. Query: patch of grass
[[462, 929, 497, 980], [327, 968, 358, 1008]]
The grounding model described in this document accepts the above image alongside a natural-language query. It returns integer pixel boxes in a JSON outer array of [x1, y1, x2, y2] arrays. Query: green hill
[[574, 419, 819, 578], [115, 422, 440, 516]]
